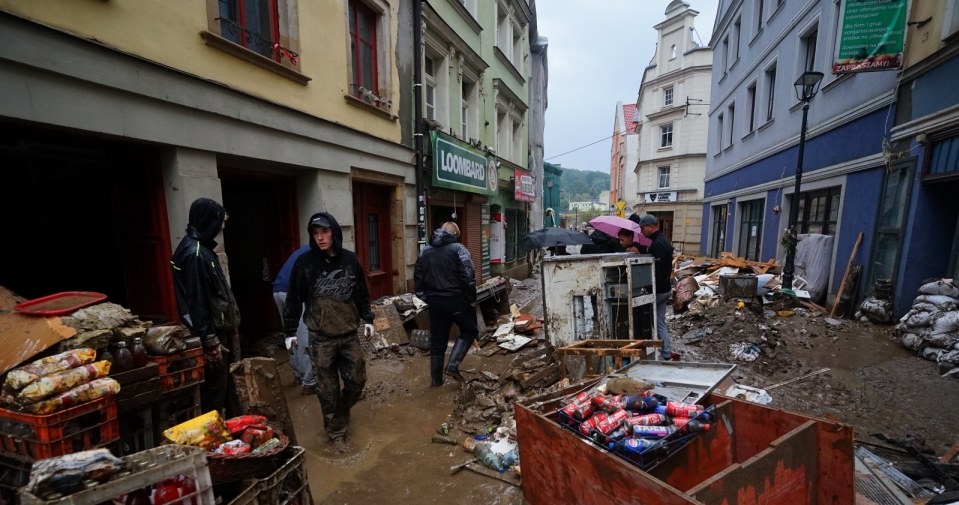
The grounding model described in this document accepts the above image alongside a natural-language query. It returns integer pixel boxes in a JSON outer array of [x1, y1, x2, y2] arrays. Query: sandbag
[[914, 294, 959, 311], [901, 333, 924, 350], [860, 297, 894, 324], [918, 279, 959, 298], [925, 331, 959, 349], [900, 309, 935, 328], [921, 346, 946, 361], [912, 302, 940, 313], [931, 311, 959, 335]]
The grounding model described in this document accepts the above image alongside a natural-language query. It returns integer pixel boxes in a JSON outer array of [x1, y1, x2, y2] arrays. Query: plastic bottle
[[623, 413, 669, 429], [591, 426, 629, 445], [113, 341, 134, 373], [630, 425, 676, 439], [654, 400, 704, 419], [132, 337, 149, 368], [672, 418, 712, 433], [474, 442, 504, 472], [623, 395, 658, 413], [618, 437, 666, 455], [98, 347, 115, 368], [176, 474, 198, 505], [153, 478, 181, 505]]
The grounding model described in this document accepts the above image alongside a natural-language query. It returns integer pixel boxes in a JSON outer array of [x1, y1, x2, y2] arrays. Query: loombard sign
[[431, 131, 497, 196], [833, 0, 906, 74]]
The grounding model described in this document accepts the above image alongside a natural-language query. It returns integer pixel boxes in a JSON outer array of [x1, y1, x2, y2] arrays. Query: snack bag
[[4, 349, 97, 392], [225, 415, 268, 435], [15, 361, 112, 405], [163, 411, 232, 450], [23, 378, 121, 415]]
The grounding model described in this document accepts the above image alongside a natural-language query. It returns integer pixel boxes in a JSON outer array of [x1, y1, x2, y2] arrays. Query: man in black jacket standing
[[414, 222, 478, 387], [637, 214, 679, 361], [283, 212, 373, 450], [171, 197, 241, 414]]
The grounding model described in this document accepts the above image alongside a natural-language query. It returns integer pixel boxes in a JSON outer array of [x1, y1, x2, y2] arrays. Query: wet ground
[[281, 274, 959, 503]]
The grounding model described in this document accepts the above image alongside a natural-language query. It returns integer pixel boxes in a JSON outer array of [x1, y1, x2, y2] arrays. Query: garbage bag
[[23, 378, 120, 414], [860, 297, 894, 324], [10, 361, 111, 406], [26, 448, 124, 497], [3, 349, 97, 392], [144, 326, 187, 355]]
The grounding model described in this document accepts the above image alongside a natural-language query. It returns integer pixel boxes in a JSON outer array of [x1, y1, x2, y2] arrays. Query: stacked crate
[[150, 347, 205, 444], [112, 362, 161, 455]]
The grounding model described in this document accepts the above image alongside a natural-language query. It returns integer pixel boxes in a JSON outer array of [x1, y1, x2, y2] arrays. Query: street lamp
[[782, 70, 824, 292]]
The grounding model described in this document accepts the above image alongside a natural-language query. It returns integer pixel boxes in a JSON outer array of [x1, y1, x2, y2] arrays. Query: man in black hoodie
[[171, 197, 241, 414], [283, 212, 373, 449], [414, 222, 478, 387]]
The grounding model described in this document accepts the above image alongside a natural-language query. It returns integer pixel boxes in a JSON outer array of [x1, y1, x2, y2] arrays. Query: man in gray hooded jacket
[[283, 212, 373, 450]]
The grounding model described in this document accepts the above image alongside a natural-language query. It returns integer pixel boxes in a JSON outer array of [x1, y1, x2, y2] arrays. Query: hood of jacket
[[187, 198, 225, 247], [307, 211, 343, 257], [429, 228, 459, 248]]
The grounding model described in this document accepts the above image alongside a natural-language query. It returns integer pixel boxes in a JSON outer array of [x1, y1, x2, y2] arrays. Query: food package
[[250, 437, 282, 454], [11, 361, 112, 406], [4, 349, 98, 392], [225, 415, 268, 435], [26, 448, 124, 496], [23, 378, 121, 415], [214, 439, 251, 456], [240, 424, 274, 449], [163, 411, 232, 450]]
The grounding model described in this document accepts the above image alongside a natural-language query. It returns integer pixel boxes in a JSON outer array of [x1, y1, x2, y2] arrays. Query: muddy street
[[284, 273, 959, 503]]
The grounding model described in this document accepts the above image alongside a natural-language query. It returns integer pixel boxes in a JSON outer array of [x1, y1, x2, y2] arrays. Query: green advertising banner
[[833, 0, 906, 74], [430, 131, 498, 196]]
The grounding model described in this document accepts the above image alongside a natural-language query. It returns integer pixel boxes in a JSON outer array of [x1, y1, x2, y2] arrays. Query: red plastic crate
[[148, 347, 205, 392], [0, 394, 119, 461]]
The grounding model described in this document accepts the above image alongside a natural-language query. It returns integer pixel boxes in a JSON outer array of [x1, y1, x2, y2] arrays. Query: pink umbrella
[[589, 215, 652, 247]]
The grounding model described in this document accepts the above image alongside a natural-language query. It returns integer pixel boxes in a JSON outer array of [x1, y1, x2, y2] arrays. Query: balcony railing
[[216, 17, 299, 67]]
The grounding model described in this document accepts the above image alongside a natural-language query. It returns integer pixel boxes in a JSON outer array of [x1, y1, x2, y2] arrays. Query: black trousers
[[427, 296, 479, 358]]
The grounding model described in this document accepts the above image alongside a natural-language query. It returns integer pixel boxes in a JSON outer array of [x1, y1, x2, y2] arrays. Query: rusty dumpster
[[516, 367, 854, 504]]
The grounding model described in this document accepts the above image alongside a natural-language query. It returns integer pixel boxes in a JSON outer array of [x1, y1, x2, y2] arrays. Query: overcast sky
[[537, 1, 719, 173]]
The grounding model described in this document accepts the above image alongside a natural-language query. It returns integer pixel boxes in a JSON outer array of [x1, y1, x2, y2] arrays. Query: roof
[[622, 103, 639, 134]]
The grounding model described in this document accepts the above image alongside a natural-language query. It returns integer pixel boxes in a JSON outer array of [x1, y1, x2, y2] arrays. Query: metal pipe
[[413, 0, 426, 249]]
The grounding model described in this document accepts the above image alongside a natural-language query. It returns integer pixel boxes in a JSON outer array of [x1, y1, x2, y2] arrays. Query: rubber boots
[[430, 355, 444, 387], [444, 338, 472, 382]]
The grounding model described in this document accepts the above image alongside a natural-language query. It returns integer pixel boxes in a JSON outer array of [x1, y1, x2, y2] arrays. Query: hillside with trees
[[558, 167, 609, 212]]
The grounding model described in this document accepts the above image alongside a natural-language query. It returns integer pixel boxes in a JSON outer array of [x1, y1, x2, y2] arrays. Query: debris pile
[[896, 279, 959, 377]]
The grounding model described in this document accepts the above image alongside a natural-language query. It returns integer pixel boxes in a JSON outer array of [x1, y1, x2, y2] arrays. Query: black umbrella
[[519, 227, 593, 252]]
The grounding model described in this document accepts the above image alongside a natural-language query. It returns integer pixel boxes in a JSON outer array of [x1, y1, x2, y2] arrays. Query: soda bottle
[[153, 478, 180, 504], [618, 437, 666, 455], [655, 400, 704, 418], [672, 418, 712, 433], [630, 425, 676, 439], [113, 341, 134, 373], [623, 413, 669, 429], [176, 474, 198, 505], [622, 395, 658, 413], [132, 337, 149, 368]]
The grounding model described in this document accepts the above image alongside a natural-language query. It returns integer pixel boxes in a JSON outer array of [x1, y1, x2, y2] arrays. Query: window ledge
[[657, 146, 674, 152], [493, 47, 526, 84], [344, 94, 398, 120], [742, 130, 756, 141], [723, 143, 734, 153], [201, 31, 310, 85], [758, 118, 775, 131]]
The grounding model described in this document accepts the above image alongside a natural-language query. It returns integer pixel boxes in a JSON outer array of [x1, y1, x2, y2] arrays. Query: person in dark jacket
[[414, 222, 478, 387], [637, 214, 678, 361], [580, 229, 625, 254], [171, 197, 241, 414], [283, 212, 373, 449]]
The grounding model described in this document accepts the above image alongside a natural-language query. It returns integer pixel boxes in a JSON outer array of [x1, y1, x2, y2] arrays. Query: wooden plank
[[940, 440, 959, 463], [830, 231, 864, 318]]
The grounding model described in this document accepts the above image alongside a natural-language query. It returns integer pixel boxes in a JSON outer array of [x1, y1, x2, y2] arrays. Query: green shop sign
[[430, 131, 497, 196]]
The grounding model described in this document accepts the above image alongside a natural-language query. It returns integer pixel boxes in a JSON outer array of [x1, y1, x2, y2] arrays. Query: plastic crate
[[231, 447, 312, 505], [148, 347, 205, 392], [116, 404, 155, 456], [19, 445, 215, 505], [0, 394, 119, 461], [152, 384, 201, 444]]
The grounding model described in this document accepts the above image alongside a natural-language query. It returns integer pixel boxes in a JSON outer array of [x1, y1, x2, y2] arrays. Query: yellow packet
[[162, 410, 232, 450]]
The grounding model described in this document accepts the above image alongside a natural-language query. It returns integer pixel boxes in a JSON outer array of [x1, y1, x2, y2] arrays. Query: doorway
[[650, 211, 674, 243], [352, 182, 395, 300], [220, 171, 299, 353]]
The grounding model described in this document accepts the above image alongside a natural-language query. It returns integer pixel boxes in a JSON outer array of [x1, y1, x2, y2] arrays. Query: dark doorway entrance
[[352, 182, 394, 300], [220, 171, 298, 354], [0, 122, 177, 323], [650, 211, 674, 244]]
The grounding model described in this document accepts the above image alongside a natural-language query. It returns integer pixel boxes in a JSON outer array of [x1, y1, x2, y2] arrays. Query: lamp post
[[782, 70, 824, 292]]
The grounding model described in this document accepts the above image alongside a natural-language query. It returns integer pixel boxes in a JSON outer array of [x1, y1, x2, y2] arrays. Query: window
[[801, 26, 819, 73], [796, 187, 841, 235], [658, 167, 670, 189], [504, 207, 527, 263], [217, 0, 291, 63], [738, 199, 764, 261], [496, 3, 509, 51], [348, 0, 378, 97], [716, 113, 724, 153], [660, 124, 673, 148], [721, 36, 729, 72], [754, 0, 765, 35], [459, 0, 478, 18], [664, 86, 674, 106], [425, 56, 436, 120], [711, 204, 728, 258], [928, 134, 959, 178], [765, 64, 777, 122], [746, 83, 757, 133], [732, 17, 742, 63], [868, 160, 913, 286], [366, 214, 380, 270], [512, 119, 522, 163], [670, 44, 677, 59], [727, 103, 736, 147], [461, 81, 471, 138]]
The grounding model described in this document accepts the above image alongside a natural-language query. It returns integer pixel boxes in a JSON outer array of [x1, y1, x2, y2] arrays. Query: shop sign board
[[644, 192, 677, 203], [833, 0, 906, 74], [430, 131, 497, 196], [514, 169, 535, 202]]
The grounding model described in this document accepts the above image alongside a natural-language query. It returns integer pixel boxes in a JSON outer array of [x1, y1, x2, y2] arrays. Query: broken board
[[371, 303, 409, 346]]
